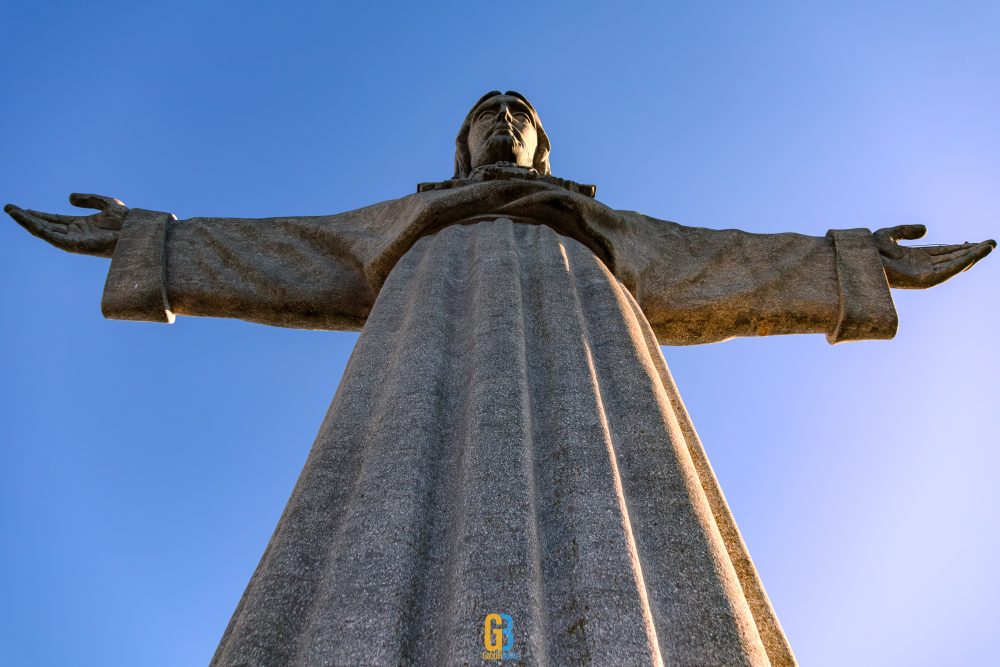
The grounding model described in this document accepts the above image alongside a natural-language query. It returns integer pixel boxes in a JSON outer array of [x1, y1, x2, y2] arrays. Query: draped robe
[[101, 177, 897, 666]]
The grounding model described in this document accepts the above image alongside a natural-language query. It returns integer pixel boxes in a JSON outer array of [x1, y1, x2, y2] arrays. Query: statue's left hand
[[875, 224, 995, 289], [5, 193, 128, 258]]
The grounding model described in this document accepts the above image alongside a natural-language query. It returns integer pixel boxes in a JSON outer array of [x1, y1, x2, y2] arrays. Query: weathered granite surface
[[5, 90, 994, 666], [211, 219, 790, 665], [94, 175, 900, 346]]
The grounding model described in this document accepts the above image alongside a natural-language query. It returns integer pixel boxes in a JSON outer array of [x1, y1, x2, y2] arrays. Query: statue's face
[[467, 95, 539, 170]]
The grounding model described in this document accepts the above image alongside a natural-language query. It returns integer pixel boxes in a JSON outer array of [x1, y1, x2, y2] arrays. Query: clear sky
[[1, 2, 997, 665]]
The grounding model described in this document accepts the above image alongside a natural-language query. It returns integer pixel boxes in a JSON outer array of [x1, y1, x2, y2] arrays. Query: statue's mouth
[[489, 130, 520, 147]]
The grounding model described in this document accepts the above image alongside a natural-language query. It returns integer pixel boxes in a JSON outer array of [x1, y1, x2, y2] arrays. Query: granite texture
[[100, 177, 897, 348], [91, 177, 905, 665], [94, 183, 903, 665], [209, 220, 789, 666]]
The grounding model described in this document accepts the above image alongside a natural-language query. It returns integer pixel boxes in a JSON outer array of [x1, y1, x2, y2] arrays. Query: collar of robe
[[417, 162, 598, 198]]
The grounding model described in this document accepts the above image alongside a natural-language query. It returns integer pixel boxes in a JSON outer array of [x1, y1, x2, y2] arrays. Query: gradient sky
[[1, 2, 997, 665]]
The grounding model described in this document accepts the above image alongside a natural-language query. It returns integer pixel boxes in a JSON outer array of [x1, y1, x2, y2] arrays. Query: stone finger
[[26, 209, 74, 226], [888, 224, 927, 242], [6, 205, 68, 242], [69, 193, 125, 211], [960, 241, 994, 270], [873, 228, 904, 259], [924, 242, 975, 256], [932, 243, 992, 279], [930, 245, 982, 264]]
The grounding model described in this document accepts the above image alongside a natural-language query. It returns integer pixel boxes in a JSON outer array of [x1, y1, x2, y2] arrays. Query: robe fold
[[101, 179, 897, 666]]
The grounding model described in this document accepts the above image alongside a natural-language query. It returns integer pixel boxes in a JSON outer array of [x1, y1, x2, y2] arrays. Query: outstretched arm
[[610, 211, 993, 346], [6, 194, 385, 331]]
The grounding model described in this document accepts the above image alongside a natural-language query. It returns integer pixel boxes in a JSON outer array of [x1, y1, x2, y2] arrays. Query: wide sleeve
[[610, 211, 898, 345], [101, 207, 377, 331]]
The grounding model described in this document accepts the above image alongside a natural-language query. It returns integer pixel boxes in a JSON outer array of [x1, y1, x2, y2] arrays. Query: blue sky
[[1, 2, 997, 665]]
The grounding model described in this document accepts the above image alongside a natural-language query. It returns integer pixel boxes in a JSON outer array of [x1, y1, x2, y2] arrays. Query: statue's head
[[454, 91, 551, 178]]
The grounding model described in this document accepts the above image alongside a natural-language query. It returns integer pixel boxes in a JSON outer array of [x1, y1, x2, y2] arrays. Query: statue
[[7, 91, 994, 666]]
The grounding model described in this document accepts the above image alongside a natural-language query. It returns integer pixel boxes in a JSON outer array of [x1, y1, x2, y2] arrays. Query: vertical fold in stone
[[212, 219, 794, 666], [289, 221, 462, 663], [404, 218, 549, 665], [213, 219, 467, 666], [560, 235, 772, 666], [519, 224, 662, 665], [623, 292, 798, 666]]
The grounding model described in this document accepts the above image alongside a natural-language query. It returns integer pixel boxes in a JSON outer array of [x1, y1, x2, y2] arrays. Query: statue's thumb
[[69, 193, 126, 211]]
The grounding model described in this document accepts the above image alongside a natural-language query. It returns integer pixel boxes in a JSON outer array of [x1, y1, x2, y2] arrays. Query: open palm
[[875, 224, 995, 289], [5, 193, 128, 258]]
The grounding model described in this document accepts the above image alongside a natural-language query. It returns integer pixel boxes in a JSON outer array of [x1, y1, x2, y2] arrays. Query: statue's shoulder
[[610, 208, 687, 230]]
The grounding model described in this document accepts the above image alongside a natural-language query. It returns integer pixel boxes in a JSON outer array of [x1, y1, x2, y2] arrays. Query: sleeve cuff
[[101, 208, 176, 324], [824, 228, 898, 344]]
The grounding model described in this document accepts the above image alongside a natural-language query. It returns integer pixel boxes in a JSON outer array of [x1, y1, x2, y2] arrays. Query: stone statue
[[7, 91, 994, 666]]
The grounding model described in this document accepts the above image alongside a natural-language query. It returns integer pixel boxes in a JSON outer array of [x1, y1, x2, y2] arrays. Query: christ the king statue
[[7, 91, 994, 666]]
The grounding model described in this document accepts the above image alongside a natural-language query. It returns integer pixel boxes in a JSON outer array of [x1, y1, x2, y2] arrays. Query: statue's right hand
[[5, 193, 128, 258]]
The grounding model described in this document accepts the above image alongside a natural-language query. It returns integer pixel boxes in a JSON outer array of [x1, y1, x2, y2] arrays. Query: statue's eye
[[513, 113, 531, 123]]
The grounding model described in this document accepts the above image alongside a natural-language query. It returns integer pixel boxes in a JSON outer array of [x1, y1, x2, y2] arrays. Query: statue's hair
[[454, 90, 551, 178]]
